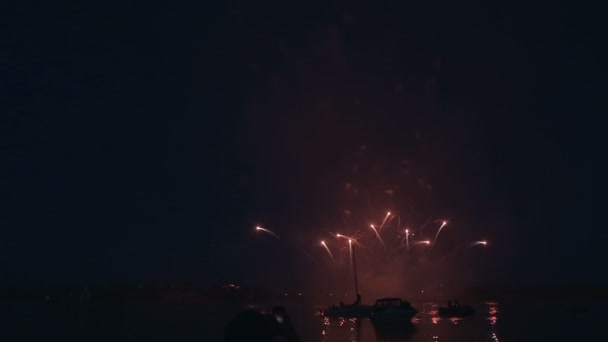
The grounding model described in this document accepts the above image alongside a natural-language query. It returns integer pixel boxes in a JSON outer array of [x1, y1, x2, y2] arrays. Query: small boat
[[437, 301, 475, 317], [370, 298, 418, 324]]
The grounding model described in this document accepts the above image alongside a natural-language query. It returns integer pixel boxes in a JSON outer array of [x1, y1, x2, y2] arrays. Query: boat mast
[[352, 244, 359, 296]]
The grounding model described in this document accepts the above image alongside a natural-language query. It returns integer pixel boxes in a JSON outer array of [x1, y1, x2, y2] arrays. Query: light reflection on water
[[313, 302, 498, 341], [3, 298, 604, 340], [304, 300, 603, 341]]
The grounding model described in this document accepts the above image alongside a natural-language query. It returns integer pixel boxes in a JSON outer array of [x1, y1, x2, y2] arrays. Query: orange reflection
[[449, 317, 462, 325], [488, 316, 497, 325], [432, 317, 441, 324]]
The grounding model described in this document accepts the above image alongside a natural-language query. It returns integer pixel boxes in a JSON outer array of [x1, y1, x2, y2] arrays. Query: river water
[[2, 297, 603, 341]]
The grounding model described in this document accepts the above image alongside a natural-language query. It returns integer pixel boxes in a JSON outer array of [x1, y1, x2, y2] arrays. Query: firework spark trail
[[255, 226, 280, 239], [335, 233, 357, 242], [380, 211, 391, 228], [391, 215, 403, 235], [349, 239, 353, 268], [470, 240, 487, 247], [431, 221, 448, 247], [370, 225, 387, 249], [393, 239, 430, 256], [335, 232, 376, 258], [413, 240, 431, 246], [405, 228, 410, 257], [348, 237, 376, 256], [320, 241, 335, 262], [418, 216, 434, 234], [443, 240, 487, 259], [396, 237, 430, 252], [386, 213, 396, 226]]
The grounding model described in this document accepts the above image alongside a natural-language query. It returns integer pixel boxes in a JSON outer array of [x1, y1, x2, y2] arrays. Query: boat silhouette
[[321, 245, 372, 318]]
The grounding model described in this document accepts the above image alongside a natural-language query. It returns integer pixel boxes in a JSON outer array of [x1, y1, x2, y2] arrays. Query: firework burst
[[250, 147, 491, 296]]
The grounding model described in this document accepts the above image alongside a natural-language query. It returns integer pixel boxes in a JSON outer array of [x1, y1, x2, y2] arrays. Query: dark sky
[[3, 2, 602, 288]]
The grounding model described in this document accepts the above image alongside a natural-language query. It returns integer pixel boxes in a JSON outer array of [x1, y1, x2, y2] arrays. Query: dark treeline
[[3, 285, 607, 302]]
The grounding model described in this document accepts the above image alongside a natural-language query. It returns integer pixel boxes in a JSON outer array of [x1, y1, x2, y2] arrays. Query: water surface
[[2, 298, 602, 341]]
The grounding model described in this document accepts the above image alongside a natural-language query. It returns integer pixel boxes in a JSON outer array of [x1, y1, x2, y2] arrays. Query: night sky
[[3, 2, 602, 289]]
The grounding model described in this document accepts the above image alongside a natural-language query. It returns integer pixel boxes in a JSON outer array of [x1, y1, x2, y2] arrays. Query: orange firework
[[255, 226, 280, 239], [370, 224, 387, 249], [320, 240, 335, 262]]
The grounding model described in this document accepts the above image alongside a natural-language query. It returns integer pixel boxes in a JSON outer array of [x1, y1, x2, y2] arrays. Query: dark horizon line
[[2, 284, 607, 291]]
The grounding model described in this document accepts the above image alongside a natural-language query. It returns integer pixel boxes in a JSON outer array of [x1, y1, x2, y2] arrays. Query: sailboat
[[321, 245, 373, 318]]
